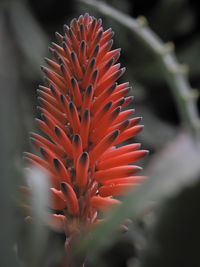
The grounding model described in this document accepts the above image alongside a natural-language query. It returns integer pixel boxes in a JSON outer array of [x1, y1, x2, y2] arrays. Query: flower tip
[[143, 150, 150, 157], [44, 57, 49, 64], [110, 129, 120, 141], [80, 152, 89, 163], [70, 76, 76, 85], [72, 134, 81, 144], [80, 40, 86, 49], [54, 126, 59, 135], [60, 63, 65, 74], [60, 182, 68, 193], [40, 146, 46, 157], [83, 109, 89, 118], [55, 31, 62, 42], [41, 113, 46, 122], [60, 94, 65, 105], [86, 84, 93, 95], [53, 158, 60, 169], [69, 101, 75, 111], [40, 65, 47, 74], [38, 84, 43, 90]]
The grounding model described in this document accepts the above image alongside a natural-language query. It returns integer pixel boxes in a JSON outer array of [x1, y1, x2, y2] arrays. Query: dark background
[[0, 0, 200, 266]]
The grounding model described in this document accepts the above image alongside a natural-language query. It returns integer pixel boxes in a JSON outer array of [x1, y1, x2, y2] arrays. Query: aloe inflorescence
[[24, 13, 148, 254]]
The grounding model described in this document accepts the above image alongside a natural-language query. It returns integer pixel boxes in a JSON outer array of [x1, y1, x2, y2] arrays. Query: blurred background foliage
[[0, 0, 200, 266]]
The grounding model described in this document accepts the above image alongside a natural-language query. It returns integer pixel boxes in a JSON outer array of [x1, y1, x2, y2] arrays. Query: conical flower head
[[25, 13, 147, 232]]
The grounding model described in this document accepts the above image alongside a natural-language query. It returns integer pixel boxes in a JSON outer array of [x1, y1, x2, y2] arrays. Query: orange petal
[[102, 176, 147, 185], [99, 183, 137, 197], [99, 143, 141, 161], [54, 126, 73, 158], [80, 110, 90, 149], [71, 77, 82, 107], [76, 152, 89, 187], [114, 125, 144, 145], [50, 188, 66, 210], [94, 165, 142, 182], [90, 107, 121, 143], [97, 150, 148, 170], [53, 158, 71, 184], [72, 134, 83, 166], [68, 101, 80, 133], [81, 85, 94, 115], [91, 196, 121, 212], [60, 182, 79, 215], [89, 130, 119, 165]]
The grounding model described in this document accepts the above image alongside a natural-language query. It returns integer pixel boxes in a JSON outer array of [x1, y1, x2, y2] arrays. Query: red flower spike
[[25, 14, 148, 254]]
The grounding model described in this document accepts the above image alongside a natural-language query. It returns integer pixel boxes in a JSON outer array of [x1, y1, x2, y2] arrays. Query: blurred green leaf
[[18, 168, 50, 267], [9, 0, 49, 78], [0, 10, 21, 266]]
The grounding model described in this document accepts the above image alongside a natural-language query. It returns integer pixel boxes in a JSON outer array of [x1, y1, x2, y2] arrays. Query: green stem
[[78, 0, 200, 139]]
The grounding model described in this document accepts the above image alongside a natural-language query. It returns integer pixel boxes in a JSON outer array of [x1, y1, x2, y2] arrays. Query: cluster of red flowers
[[25, 13, 147, 236]]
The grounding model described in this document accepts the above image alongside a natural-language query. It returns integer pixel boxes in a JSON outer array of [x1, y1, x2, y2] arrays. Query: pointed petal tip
[[53, 158, 60, 169], [40, 65, 47, 74], [60, 182, 68, 193]]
